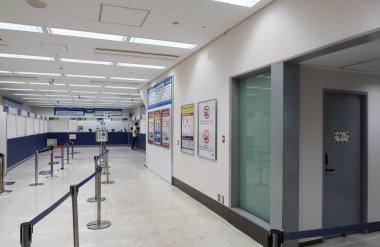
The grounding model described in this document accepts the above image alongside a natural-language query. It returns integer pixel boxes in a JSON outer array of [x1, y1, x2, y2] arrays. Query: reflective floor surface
[[0, 146, 260, 247]]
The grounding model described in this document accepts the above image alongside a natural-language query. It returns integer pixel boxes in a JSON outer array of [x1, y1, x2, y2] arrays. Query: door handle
[[325, 168, 335, 172]]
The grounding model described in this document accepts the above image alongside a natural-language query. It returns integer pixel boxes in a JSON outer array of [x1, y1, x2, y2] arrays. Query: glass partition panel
[[239, 71, 271, 222]]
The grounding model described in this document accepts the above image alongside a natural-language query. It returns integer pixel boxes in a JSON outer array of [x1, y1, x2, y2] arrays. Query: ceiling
[[0, 0, 272, 109], [301, 39, 380, 75]]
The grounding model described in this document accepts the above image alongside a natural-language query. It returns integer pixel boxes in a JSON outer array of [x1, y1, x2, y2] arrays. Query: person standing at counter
[[131, 122, 140, 150]]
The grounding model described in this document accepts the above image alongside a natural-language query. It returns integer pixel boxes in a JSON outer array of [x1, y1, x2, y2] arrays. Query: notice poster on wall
[[148, 112, 154, 144], [198, 99, 217, 160], [161, 108, 170, 148], [154, 110, 162, 145], [181, 104, 195, 154]]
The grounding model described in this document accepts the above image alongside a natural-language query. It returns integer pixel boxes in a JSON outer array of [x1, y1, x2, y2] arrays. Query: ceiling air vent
[[94, 48, 179, 61]]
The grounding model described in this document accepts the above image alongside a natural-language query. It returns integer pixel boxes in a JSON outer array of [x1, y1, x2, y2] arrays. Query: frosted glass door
[[239, 71, 271, 222]]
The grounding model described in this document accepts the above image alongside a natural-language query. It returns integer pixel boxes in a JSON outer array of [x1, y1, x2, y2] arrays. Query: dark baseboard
[[172, 177, 269, 247], [299, 239, 323, 246]]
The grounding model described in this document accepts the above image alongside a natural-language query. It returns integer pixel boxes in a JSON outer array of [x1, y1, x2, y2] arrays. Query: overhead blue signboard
[[147, 76, 173, 109], [54, 107, 85, 116]]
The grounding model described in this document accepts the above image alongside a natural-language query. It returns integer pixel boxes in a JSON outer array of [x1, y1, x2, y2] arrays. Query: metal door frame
[[322, 89, 368, 230]]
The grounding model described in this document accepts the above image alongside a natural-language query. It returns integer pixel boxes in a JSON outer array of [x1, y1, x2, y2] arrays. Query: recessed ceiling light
[[109, 77, 148, 82], [129, 37, 197, 49], [14, 93, 42, 96], [0, 81, 25, 84], [48, 28, 126, 41], [15, 71, 61, 77], [0, 22, 43, 33], [0, 88, 34, 91], [0, 70, 12, 74], [66, 74, 106, 79], [27, 0, 47, 8], [105, 86, 136, 90], [39, 89, 68, 92], [0, 53, 54, 61], [29, 82, 50, 85], [102, 92, 128, 95], [116, 63, 165, 70], [212, 0, 262, 7], [71, 91, 98, 94], [45, 95, 71, 97], [69, 84, 102, 88], [61, 58, 112, 65]]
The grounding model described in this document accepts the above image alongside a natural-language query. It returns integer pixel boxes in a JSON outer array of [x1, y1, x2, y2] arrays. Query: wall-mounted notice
[[94, 108, 122, 116], [154, 110, 161, 145], [198, 99, 217, 160], [148, 76, 173, 109], [148, 112, 154, 144], [161, 108, 170, 148], [181, 104, 195, 154]]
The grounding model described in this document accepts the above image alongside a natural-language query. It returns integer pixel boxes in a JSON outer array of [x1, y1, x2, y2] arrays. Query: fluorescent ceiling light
[[130, 93, 140, 96], [0, 22, 43, 33], [39, 89, 68, 92], [48, 28, 126, 41], [66, 74, 106, 79], [105, 86, 136, 90], [45, 95, 71, 97], [109, 77, 148, 82], [14, 93, 42, 96], [98, 100, 118, 103], [71, 91, 98, 94], [99, 96, 123, 99], [0, 53, 54, 61], [116, 63, 165, 70], [16, 71, 61, 77], [54, 83, 66, 86], [0, 81, 25, 84], [29, 82, 50, 85], [61, 58, 112, 66], [212, 0, 262, 7], [0, 88, 34, 91], [69, 84, 102, 88], [74, 99, 95, 102], [129, 37, 197, 49], [0, 70, 12, 74], [102, 92, 128, 95]]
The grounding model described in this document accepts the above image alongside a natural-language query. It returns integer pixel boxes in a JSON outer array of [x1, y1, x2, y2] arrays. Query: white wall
[[129, 105, 147, 133], [299, 67, 380, 232], [140, 0, 380, 224]]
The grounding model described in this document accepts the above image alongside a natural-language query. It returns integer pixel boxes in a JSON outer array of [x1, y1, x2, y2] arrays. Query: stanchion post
[[70, 185, 79, 247], [29, 151, 44, 187], [46, 147, 57, 179], [67, 144, 70, 164], [0, 153, 12, 196], [269, 230, 284, 247], [71, 142, 74, 160], [87, 165, 111, 230], [102, 150, 114, 185], [20, 222, 33, 247], [60, 146, 65, 170], [87, 156, 105, 203]]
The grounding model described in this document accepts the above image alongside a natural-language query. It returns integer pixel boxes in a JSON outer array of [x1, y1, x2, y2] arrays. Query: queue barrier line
[[270, 220, 380, 246], [21, 147, 110, 247], [29, 171, 97, 226]]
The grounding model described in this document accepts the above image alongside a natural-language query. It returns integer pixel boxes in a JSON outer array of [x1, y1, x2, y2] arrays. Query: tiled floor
[[0, 146, 260, 247]]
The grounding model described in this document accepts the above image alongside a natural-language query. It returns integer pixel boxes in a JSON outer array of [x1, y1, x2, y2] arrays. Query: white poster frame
[[197, 99, 217, 160], [181, 104, 195, 155]]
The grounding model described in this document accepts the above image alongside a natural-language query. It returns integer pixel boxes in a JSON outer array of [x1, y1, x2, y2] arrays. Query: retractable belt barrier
[[269, 221, 380, 246], [20, 148, 109, 247]]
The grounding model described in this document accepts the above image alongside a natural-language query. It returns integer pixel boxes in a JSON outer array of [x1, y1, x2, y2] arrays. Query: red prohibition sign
[[203, 105, 210, 119], [203, 130, 210, 144]]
